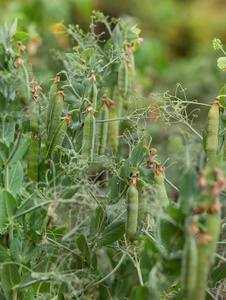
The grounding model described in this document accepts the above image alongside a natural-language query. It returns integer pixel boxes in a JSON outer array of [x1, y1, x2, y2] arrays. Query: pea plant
[[0, 13, 225, 300]]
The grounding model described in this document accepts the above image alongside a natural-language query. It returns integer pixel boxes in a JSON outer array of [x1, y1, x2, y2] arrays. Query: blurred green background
[[1, 0, 226, 100]]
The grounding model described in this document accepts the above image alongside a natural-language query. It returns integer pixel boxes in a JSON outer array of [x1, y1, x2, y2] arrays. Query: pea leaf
[[9, 18, 17, 38], [1, 263, 21, 299], [130, 285, 149, 300], [58, 282, 70, 300], [76, 234, 91, 267], [0, 189, 18, 226], [178, 168, 198, 213], [66, 53, 87, 71], [14, 31, 29, 41], [8, 161, 23, 197], [130, 140, 145, 167], [93, 219, 125, 247], [9, 132, 31, 165]]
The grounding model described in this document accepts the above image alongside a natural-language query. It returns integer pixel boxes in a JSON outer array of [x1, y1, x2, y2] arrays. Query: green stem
[[215, 253, 226, 262], [12, 289, 17, 300], [75, 246, 130, 297], [164, 177, 179, 192], [134, 251, 143, 286], [185, 122, 203, 140]]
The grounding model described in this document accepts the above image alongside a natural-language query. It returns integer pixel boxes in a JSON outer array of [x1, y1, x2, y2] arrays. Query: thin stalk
[[75, 246, 131, 297], [185, 122, 203, 140], [164, 177, 179, 193], [134, 251, 143, 286], [88, 189, 105, 212], [215, 253, 226, 262]]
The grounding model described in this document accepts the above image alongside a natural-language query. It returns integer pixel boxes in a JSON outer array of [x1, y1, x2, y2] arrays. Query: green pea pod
[[46, 116, 70, 160], [154, 169, 169, 209], [82, 105, 95, 163], [89, 81, 97, 110], [113, 84, 122, 118], [206, 209, 221, 266], [17, 58, 31, 106], [118, 60, 128, 99], [46, 81, 59, 133], [181, 234, 198, 299], [193, 237, 211, 300], [135, 189, 148, 239], [126, 180, 138, 243], [125, 63, 133, 103], [206, 101, 219, 161], [108, 104, 119, 154], [27, 133, 40, 182], [98, 99, 109, 156], [47, 92, 63, 147], [30, 101, 40, 133]]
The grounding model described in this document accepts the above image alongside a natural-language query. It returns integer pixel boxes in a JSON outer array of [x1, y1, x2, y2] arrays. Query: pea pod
[[47, 92, 64, 147], [89, 72, 97, 110], [30, 101, 40, 133], [27, 133, 40, 182], [181, 234, 198, 299], [17, 56, 31, 107], [126, 178, 138, 243], [82, 104, 95, 163], [118, 60, 128, 99], [193, 234, 211, 300], [206, 208, 221, 266], [154, 166, 169, 209], [135, 189, 148, 239], [98, 98, 109, 156], [113, 84, 122, 118], [46, 115, 70, 160], [46, 75, 60, 133], [108, 103, 119, 153], [206, 100, 220, 161]]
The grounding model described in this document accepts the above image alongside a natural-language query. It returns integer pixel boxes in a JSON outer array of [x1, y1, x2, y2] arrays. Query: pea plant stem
[[75, 246, 131, 297], [134, 250, 144, 286]]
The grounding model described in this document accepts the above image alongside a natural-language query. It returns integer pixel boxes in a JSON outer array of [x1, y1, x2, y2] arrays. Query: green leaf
[[88, 207, 104, 241], [8, 161, 23, 197], [19, 287, 34, 300], [0, 142, 9, 165], [81, 48, 94, 61], [10, 238, 22, 263], [9, 19, 17, 38], [159, 206, 185, 252], [76, 234, 91, 266], [104, 24, 123, 52], [9, 132, 31, 165], [15, 196, 33, 217], [0, 244, 11, 262], [210, 264, 226, 287], [58, 282, 70, 300], [130, 285, 149, 300], [66, 53, 87, 71], [1, 263, 21, 299], [109, 175, 121, 204], [2, 122, 15, 147], [14, 31, 29, 41], [219, 84, 226, 107], [114, 277, 129, 300], [178, 168, 198, 213], [94, 219, 125, 247], [130, 140, 145, 167], [0, 189, 17, 226]]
